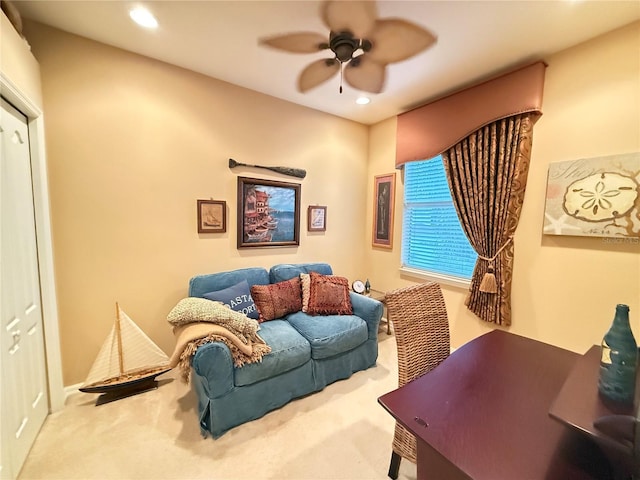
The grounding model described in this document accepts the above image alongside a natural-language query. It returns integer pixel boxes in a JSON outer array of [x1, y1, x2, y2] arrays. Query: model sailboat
[[80, 303, 171, 403]]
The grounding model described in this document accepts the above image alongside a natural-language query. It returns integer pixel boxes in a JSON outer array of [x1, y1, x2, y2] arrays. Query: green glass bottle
[[598, 304, 638, 405]]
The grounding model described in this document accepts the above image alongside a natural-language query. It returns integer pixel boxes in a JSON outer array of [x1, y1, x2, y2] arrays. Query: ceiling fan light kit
[[259, 0, 437, 94], [329, 31, 371, 62]]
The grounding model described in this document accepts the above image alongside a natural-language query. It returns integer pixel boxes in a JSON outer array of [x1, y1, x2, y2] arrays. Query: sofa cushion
[[269, 263, 333, 283], [203, 280, 259, 320], [307, 272, 353, 315], [234, 320, 311, 387], [251, 277, 303, 322], [286, 311, 368, 360], [189, 267, 270, 298]]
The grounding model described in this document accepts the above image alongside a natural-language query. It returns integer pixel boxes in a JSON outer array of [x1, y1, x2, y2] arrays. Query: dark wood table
[[549, 345, 638, 478], [378, 329, 616, 480]]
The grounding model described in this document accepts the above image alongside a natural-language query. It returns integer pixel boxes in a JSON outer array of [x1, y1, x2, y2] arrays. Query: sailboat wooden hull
[[79, 365, 171, 394]]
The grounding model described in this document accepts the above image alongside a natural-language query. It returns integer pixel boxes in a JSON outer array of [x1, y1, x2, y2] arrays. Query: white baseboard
[[63, 383, 82, 400]]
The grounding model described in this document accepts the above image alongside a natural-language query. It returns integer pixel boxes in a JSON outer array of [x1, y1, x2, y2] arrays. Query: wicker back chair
[[386, 282, 450, 480]]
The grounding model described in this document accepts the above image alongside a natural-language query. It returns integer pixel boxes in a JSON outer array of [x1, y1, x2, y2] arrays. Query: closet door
[[0, 97, 49, 480]]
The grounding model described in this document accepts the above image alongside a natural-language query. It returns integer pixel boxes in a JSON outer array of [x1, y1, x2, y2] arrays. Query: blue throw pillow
[[203, 280, 259, 320]]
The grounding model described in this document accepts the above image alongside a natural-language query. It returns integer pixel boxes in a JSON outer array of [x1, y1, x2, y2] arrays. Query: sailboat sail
[[82, 304, 170, 390]]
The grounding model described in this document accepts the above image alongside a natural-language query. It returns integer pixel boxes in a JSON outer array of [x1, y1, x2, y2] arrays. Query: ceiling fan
[[259, 1, 437, 94]]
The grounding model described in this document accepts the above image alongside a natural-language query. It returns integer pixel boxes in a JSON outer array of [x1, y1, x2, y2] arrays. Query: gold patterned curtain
[[442, 113, 537, 325]]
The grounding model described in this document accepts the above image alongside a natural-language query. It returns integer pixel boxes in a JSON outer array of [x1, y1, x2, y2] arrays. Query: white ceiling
[[12, 0, 640, 125]]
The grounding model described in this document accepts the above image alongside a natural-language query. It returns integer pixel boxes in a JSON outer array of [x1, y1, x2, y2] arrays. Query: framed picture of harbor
[[237, 177, 301, 248], [197, 200, 226, 233], [372, 173, 395, 248], [307, 206, 327, 232]]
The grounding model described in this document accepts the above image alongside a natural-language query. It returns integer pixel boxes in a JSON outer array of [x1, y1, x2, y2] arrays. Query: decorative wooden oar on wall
[[229, 158, 306, 179]]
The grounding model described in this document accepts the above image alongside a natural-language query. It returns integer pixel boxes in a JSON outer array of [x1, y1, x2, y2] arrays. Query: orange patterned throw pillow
[[307, 272, 353, 316], [250, 277, 302, 322]]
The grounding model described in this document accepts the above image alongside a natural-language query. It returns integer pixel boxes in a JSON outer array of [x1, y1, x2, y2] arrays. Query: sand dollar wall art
[[543, 152, 639, 238]]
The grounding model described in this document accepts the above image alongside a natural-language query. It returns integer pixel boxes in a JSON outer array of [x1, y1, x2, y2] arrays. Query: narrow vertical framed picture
[[307, 206, 327, 232], [372, 173, 395, 248], [197, 200, 226, 233]]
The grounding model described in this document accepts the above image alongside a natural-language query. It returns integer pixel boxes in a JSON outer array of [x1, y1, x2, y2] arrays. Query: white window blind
[[402, 156, 478, 282]]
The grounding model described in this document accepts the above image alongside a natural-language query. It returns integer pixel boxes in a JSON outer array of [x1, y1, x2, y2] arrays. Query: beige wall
[[23, 22, 369, 386], [366, 21, 640, 353], [21, 19, 640, 386]]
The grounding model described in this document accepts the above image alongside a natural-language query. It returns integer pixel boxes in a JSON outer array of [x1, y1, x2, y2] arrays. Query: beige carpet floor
[[18, 330, 417, 480]]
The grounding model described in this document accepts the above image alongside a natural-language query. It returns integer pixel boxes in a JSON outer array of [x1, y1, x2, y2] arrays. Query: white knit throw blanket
[[167, 297, 271, 382]]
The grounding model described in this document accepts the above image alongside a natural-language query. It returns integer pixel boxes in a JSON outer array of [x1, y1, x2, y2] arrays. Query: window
[[401, 156, 477, 287]]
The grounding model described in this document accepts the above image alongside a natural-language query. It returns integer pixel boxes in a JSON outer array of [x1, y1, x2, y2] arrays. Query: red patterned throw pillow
[[307, 272, 353, 316], [250, 277, 302, 322]]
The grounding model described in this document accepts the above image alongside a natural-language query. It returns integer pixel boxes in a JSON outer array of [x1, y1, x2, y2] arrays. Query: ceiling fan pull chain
[[339, 63, 344, 94]]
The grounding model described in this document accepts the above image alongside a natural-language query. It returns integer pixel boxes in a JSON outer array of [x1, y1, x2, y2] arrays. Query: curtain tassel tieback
[[478, 266, 498, 294], [478, 237, 513, 294]]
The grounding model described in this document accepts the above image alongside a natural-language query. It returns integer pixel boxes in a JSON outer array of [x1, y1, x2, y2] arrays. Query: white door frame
[[1, 71, 64, 412]]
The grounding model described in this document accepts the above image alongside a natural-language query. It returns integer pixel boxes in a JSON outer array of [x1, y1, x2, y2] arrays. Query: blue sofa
[[187, 262, 383, 438]]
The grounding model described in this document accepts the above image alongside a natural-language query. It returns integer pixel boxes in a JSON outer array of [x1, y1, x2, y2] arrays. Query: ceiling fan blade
[[367, 19, 437, 64], [320, 0, 377, 39], [298, 59, 340, 93], [260, 32, 328, 53], [344, 56, 386, 94]]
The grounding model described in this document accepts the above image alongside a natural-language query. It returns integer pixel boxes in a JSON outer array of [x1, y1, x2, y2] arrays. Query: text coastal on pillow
[[203, 280, 260, 320]]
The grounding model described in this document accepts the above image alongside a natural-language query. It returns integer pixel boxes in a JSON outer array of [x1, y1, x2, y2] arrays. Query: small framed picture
[[197, 200, 226, 233], [307, 206, 327, 232], [373, 173, 396, 248]]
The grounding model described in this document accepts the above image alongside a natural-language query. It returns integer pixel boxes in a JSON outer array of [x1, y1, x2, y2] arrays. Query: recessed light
[[129, 6, 158, 29], [356, 96, 370, 105]]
